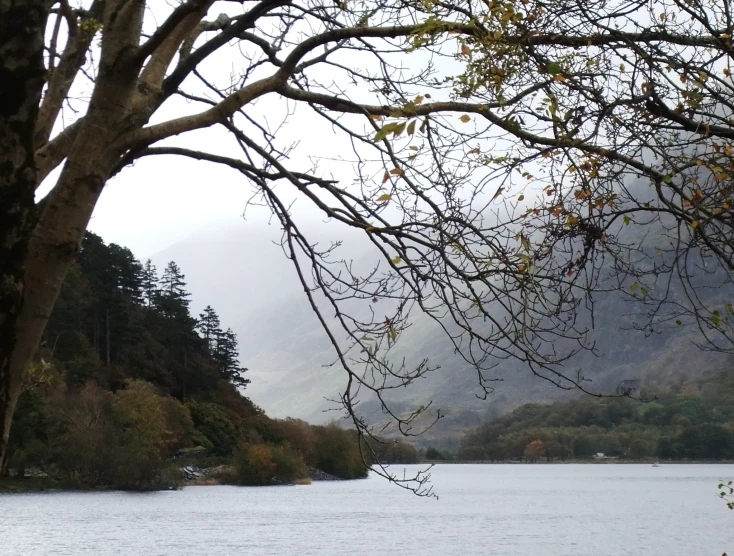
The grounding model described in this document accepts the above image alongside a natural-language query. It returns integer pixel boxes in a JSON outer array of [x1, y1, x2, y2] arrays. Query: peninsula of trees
[[2, 233, 416, 490]]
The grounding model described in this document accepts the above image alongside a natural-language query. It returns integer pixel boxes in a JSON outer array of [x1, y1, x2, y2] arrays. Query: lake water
[[2, 464, 733, 555]]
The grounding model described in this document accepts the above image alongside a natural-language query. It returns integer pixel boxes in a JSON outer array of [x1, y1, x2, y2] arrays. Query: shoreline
[[420, 459, 734, 465], [4, 460, 734, 494]]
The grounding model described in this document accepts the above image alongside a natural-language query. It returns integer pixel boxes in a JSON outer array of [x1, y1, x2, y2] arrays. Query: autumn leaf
[[461, 43, 471, 56], [381, 172, 390, 184], [377, 193, 391, 202], [389, 168, 403, 175], [518, 194, 525, 201], [391, 256, 401, 264], [407, 120, 416, 135], [459, 114, 471, 123]]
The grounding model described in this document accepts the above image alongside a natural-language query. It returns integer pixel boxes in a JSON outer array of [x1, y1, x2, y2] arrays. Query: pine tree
[[196, 306, 221, 355], [141, 260, 158, 307], [107, 244, 143, 303], [215, 328, 250, 389], [157, 261, 191, 319], [159, 262, 189, 303]]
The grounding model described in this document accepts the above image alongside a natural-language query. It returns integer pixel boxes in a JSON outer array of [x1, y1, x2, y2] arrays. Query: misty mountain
[[151, 217, 734, 450]]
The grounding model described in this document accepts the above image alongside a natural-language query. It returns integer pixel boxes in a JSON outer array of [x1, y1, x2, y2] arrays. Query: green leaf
[[546, 62, 563, 75], [623, 215, 631, 226], [630, 282, 638, 291], [675, 320, 682, 325], [393, 122, 407, 138], [374, 122, 397, 142], [407, 120, 416, 135]]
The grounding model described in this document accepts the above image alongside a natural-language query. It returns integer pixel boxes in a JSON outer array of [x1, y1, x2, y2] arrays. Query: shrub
[[233, 444, 276, 485], [424, 447, 445, 461], [187, 401, 237, 456], [312, 424, 367, 479], [269, 444, 309, 483], [233, 442, 309, 485], [49, 380, 185, 490]]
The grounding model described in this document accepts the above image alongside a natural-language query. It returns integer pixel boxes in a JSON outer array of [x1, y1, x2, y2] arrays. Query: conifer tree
[[107, 244, 143, 303], [215, 328, 250, 389], [157, 262, 191, 320], [141, 260, 158, 307], [159, 262, 189, 304], [197, 306, 221, 356]]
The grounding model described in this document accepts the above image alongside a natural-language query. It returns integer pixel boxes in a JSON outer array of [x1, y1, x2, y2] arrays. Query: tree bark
[[0, 0, 147, 469], [0, 0, 49, 470]]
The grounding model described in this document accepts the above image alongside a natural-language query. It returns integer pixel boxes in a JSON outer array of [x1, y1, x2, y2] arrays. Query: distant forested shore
[[458, 368, 734, 463]]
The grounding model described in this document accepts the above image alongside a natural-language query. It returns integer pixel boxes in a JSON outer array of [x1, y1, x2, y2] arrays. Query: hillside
[[150, 219, 734, 451], [459, 367, 734, 461], [3, 233, 416, 489]]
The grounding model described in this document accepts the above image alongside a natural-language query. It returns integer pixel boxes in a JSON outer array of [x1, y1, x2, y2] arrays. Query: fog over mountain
[[149, 215, 734, 449]]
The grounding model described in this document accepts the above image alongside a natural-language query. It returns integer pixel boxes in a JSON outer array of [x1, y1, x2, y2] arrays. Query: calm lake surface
[[2, 464, 733, 555]]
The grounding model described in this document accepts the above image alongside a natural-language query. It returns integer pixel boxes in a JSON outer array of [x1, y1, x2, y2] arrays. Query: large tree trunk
[[0, 0, 49, 470], [0, 0, 149, 469]]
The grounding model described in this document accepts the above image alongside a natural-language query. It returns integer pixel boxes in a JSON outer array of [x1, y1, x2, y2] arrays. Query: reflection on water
[[2, 464, 733, 556]]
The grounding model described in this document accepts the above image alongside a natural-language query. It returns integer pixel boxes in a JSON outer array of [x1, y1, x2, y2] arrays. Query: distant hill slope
[[152, 221, 734, 449]]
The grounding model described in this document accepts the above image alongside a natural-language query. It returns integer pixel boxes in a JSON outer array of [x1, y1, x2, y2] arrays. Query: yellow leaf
[[414, 95, 424, 104], [459, 114, 471, 123], [567, 215, 579, 225], [381, 171, 390, 184], [376, 193, 391, 202], [389, 168, 403, 175], [391, 256, 401, 264], [690, 220, 699, 228], [553, 74, 566, 82]]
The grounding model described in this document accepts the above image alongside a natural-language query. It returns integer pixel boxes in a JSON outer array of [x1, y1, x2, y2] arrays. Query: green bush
[[187, 401, 237, 456], [312, 424, 367, 479]]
